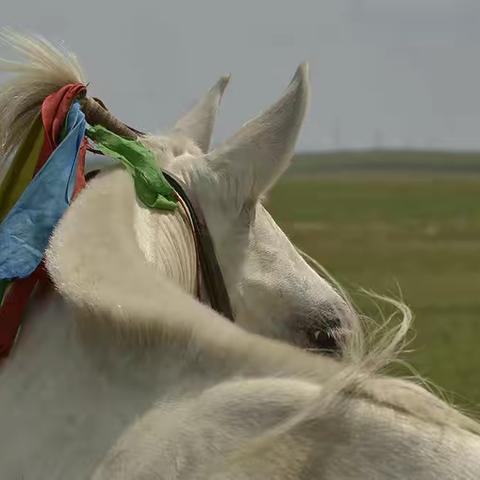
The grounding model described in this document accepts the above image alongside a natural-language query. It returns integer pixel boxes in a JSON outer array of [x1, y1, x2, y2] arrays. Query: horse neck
[[45, 167, 343, 385]]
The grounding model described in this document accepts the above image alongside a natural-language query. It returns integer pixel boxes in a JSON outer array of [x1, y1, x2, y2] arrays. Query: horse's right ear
[[172, 75, 230, 153], [207, 64, 309, 208]]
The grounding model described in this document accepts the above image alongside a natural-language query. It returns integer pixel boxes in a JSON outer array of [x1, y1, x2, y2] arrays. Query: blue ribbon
[[0, 102, 86, 279]]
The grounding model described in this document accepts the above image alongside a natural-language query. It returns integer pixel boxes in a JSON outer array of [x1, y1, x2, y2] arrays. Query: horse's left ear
[[172, 75, 230, 153], [207, 64, 309, 206]]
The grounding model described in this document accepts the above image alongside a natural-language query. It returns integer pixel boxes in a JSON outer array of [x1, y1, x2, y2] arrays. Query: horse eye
[[309, 328, 339, 355]]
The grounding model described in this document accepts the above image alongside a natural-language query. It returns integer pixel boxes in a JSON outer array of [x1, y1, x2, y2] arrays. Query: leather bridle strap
[[162, 170, 234, 321]]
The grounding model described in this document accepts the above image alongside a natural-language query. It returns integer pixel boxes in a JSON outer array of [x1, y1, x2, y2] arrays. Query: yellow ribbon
[[0, 115, 44, 222]]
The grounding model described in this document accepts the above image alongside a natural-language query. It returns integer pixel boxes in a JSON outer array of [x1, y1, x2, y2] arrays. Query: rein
[[84, 99, 234, 322]]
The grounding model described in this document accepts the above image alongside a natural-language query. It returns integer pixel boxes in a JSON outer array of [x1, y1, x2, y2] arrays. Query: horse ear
[[207, 64, 309, 205], [173, 75, 230, 153]]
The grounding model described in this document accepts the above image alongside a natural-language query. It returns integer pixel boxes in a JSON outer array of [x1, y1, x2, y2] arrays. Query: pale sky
[[2, 0, 480, 151]]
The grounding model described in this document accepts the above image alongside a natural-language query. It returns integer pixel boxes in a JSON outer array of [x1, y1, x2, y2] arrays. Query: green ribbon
[[86, 125, 178, 211]]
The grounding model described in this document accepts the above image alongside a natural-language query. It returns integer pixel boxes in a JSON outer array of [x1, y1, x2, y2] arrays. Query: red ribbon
[[37, 83, 87, 172]]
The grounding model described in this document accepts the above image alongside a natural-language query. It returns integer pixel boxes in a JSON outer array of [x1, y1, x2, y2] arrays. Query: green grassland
[[267, 151, 480, 409], [291, 150, 480, 175]]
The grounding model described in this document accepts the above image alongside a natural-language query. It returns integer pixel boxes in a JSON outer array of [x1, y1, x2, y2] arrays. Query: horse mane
[[0, 30, 85, 169]]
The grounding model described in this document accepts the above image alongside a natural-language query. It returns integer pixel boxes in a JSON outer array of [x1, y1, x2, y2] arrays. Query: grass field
[[267, 151, 480, 409]]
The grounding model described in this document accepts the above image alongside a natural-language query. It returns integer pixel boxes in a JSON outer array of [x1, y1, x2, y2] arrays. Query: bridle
[[162, 170, 234, 321], [82, 98, 234, 322]]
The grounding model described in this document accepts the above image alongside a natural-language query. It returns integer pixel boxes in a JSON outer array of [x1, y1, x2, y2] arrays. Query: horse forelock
[[140, 133, 203, 168], [0, 30, 85, 170]]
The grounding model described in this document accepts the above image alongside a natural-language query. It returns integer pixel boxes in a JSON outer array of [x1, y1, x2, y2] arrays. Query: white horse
[[0, 33, 479, 480]]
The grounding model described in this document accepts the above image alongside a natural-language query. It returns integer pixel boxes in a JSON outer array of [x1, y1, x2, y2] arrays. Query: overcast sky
[[2, 0, 480, 151]]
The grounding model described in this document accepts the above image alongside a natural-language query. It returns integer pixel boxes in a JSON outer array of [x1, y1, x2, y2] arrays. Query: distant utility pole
[[333, 119, 342, 150], [373, 129, 384, 149]]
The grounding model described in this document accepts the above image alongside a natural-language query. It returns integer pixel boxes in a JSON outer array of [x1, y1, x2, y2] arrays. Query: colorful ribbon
[[0, 83, 87, 358], [0, 83, 178, 358]]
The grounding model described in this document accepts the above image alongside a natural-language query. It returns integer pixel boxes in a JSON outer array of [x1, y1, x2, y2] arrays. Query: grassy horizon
[[290, 150, 480, 176]]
